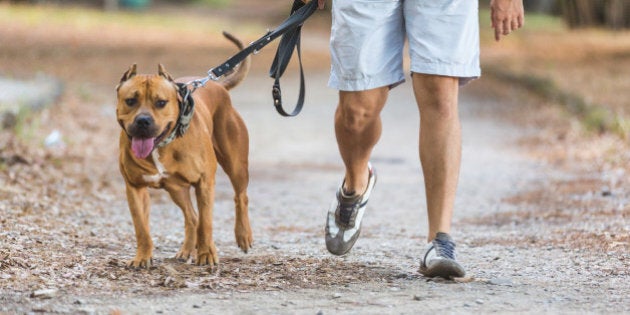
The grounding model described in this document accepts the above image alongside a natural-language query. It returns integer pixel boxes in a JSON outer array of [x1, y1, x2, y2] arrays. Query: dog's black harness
[[187, 0, 318, 117]]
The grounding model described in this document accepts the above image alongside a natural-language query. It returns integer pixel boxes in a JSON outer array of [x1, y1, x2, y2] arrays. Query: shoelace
[[337, 198, 358, 226], [433, 237, 456, 260]]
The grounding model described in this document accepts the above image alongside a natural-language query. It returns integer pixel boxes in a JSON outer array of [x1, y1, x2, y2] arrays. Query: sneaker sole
[[419, 259, 466, 279]]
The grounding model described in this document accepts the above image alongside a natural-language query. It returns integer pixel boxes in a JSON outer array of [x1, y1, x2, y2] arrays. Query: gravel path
[[1, 71, 627, 314], [1, 3, 628, 313]]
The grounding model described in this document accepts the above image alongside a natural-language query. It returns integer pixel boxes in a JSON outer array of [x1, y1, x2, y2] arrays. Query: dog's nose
[[134, 115, 154, 128]]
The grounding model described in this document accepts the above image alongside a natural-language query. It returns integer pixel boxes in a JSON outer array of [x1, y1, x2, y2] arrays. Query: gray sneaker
[[325, 163, 376, 256], [419, 232, 466, 279]]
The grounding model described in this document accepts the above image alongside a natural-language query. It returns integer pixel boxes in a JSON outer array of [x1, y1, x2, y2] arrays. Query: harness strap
[[157, 83, 195, 148]]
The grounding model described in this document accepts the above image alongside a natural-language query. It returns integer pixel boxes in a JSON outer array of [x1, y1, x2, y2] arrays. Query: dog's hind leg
[[213, 109, 253, 253], [165, 184, 198, 263]]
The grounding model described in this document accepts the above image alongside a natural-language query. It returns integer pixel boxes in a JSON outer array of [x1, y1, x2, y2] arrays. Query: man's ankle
[[343, 167, 371, 197]]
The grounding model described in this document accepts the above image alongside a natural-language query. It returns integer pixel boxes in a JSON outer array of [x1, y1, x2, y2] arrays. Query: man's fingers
[[490, 0, 524, 41], [502, 19, 511, 35], [493, 11, 505, 41]]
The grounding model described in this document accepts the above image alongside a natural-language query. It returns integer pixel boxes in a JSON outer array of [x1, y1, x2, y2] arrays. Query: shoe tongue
[[131, 137, 156, 159], [435, 232, 452, 241]]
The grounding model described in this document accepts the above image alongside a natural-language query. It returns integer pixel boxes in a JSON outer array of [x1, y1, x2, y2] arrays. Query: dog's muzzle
[[126, 114, 172, 160], [128, 114, 158, 139]]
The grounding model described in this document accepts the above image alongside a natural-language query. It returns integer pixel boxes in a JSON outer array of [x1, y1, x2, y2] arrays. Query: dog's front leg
[[234, 191, 253, 253], [125, 183, 154, 268], [165, 184, 198, 262], [194, 176, 218, 266]]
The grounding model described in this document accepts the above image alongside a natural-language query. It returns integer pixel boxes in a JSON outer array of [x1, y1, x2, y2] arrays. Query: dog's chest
[[142, 150, 168, 186], [137, 149, 200, 188]]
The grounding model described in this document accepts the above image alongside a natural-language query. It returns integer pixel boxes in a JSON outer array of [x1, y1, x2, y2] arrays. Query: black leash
[[269, 0, 315, 116], [189, 0, 318, 117]]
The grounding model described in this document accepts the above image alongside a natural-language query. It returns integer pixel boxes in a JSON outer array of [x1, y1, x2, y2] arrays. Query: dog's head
[[116, 64, 180, 159]]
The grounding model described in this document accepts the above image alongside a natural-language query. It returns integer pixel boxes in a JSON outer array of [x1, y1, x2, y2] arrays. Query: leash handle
[[269, 0, 316, 117], [210, 0, 316, 81], [190, 0, 317, 117]]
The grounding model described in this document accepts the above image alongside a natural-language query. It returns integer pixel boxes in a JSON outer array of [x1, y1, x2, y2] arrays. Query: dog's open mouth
[[130, 123, 171, 159]]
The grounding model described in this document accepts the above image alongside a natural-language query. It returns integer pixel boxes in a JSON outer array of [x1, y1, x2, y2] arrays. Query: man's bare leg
[[335, 87, 389, 194], [412, 73, 461, 242], [413, 73, 465, 278], [325, 87, 388, 256]]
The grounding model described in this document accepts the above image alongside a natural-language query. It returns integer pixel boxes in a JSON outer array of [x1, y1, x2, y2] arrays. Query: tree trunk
[[562, 0, 629, 29], [104, 0, 118, 11]]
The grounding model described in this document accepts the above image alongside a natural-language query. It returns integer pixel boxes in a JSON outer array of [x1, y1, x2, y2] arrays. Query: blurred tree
[[104, 0, 118, 10], [561, 0, 630, 29], [524, 0, 559, 14]]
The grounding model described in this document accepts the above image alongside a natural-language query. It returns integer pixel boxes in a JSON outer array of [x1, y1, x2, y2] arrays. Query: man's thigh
[[329, 0, 406, 91], [405, 1, 481, 86]]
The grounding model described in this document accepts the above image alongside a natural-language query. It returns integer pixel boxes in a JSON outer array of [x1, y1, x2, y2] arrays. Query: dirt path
[[1, 4, 628, 314], [2, 69, 627, 314]]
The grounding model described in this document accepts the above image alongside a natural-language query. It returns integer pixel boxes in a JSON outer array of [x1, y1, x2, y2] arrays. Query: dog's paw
[[235, 223, 253, 253], [127, 256, 153, 269], [196, 243, 219, 266], [235, 230, 253, 254], [196, 252, 219, 266], [175, 246, 197, 263]]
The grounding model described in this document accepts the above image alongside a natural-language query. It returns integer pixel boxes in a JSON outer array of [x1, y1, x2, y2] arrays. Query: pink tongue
[[131, 137, 156, 159]]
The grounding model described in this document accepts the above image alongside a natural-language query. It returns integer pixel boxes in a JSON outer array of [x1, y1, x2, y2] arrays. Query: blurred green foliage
[[192, 0, 230, 8]]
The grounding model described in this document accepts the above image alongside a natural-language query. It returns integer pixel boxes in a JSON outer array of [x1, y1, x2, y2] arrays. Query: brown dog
[[116, 32, 252, 268]]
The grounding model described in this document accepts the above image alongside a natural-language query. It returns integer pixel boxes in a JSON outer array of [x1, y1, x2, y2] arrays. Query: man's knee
[[412, 73, 459, 120], [336, 102, 376, 134], [422, 99, 458, 121], [337, 89, 387, 133]]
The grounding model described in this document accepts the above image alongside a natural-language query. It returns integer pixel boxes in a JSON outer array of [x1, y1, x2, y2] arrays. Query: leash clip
[[205, 68, 220, 81], [186, 68, 220, 91]]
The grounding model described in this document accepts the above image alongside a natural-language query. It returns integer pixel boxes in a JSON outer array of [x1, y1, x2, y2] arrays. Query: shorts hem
[[328, 74, 406, 91], [410, 63, 481, 86]]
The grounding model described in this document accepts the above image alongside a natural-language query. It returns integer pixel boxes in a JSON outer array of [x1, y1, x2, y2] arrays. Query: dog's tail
[[220, 31, 251, 91]]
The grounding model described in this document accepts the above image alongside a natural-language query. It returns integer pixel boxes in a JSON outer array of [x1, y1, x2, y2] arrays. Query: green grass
[[12, 106, 40, 142], [193, 0, 231, 8], [0, 3, 260, 36], [484, 65, 630, 138]]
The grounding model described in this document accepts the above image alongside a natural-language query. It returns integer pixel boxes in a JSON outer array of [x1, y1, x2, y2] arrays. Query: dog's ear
[[120, 64, 137, 83], [158, 64, 174, 82], [117, 64, 137, 91]]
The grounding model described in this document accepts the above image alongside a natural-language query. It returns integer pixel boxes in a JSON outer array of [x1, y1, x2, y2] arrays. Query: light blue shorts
[[328, 0, 481, 91]]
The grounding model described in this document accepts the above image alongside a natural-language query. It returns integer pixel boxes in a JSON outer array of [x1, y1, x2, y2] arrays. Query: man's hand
[[490, 0, 524, 42], [301, 0, 326, 10]]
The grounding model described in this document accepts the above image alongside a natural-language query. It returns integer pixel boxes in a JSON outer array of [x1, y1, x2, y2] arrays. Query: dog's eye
[[125, 98, 137, 106], [155, 100, 168, 108]]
